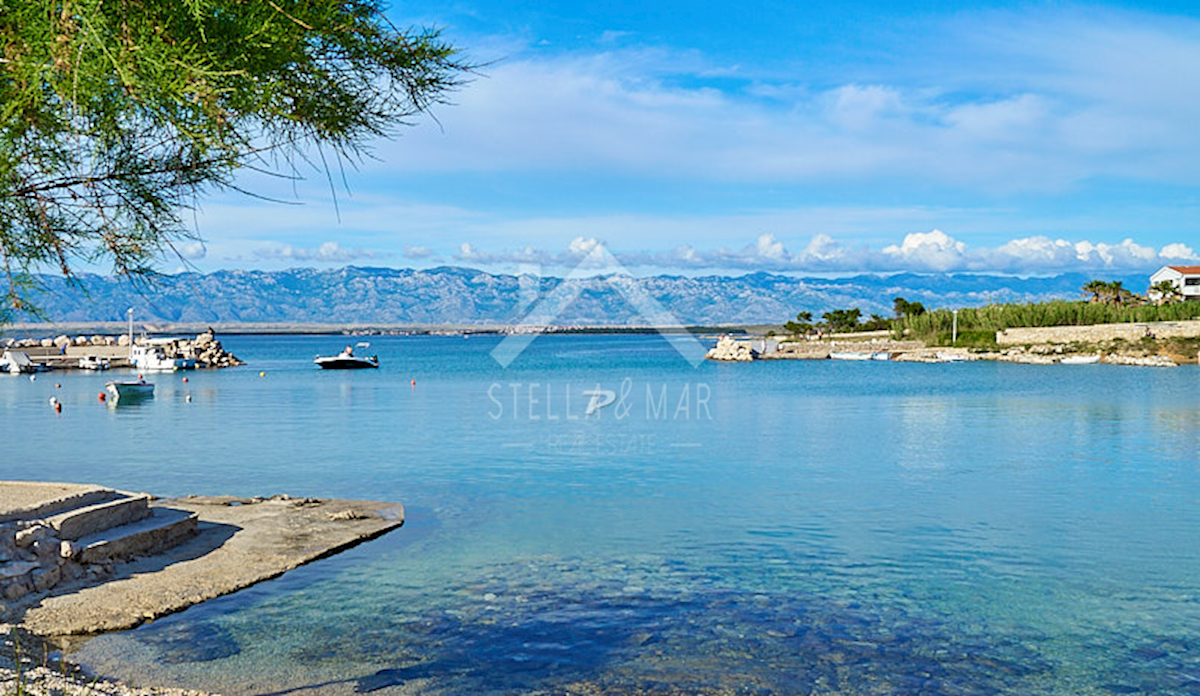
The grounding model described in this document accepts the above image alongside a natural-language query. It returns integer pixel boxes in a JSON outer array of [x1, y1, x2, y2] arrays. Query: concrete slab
[[0, 482, 117, 524], [19, 495, 404, 637]]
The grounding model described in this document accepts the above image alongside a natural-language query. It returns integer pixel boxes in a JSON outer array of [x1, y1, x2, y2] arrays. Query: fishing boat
[[314, 346, 379, 370], [105, 379, 155, 401], [829, 351, 873, 361], [78, 355, 111, 371], [130, 343, 197, 372], [1060, 355, 1101, 365]]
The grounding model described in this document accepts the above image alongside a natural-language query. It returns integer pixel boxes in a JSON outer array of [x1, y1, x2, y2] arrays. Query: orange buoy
[[55, 383, 61, 389], [54, 402, 62, 414], [98, 392, 106, 402], [411, 378, 416, 387], [183, 377, 189, 383]]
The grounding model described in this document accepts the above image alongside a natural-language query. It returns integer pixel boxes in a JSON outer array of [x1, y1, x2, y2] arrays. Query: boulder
[[40, 338, 55, 348], [54, 334, 72, 347]]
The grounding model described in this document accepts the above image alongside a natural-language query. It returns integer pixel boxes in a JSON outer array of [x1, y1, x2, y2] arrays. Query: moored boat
[[105, 379, 155, 401], [78, 355, 111, 371], [1060, 355, 1101, 365], [829, 351, 872, 361], [935, 352, 969, 362]]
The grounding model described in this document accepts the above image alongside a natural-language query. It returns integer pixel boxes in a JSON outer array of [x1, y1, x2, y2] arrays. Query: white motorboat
[[830, 351, 873, 361], [105, 379, 155, 401], [78, 355, 111, 371], [1, 351, 49, 374], [314, 347, 379, 369], [871, 352, 892, 361], [1060, 355, 1102, 365], [130, 343, 196, 372], [935, 352, 969, 362]]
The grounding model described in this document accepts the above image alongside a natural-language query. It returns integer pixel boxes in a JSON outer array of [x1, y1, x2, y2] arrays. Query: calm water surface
[[2, 334, 1199, 695]]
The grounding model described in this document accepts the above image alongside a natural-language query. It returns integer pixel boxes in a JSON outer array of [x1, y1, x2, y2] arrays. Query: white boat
[[935, 352, 969, 362], [314, 347, 379, 370], [105, 379, 155, 401], [130, 343, 197, 372], [1060, 355, 1101, 365], [830, 351, 873, 361], [871, 352, 892, 361], [78, 355, 111, 371], [1, 350, 49, 374]]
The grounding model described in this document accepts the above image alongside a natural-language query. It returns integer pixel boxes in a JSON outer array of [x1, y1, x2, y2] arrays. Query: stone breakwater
[[2, 330, 243, 369]]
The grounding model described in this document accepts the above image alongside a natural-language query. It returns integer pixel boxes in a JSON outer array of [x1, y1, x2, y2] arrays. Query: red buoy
[[98, 392, 106, 402]]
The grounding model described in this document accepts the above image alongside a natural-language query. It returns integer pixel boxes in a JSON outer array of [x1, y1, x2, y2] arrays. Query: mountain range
[[14, 267, 1155, 326]]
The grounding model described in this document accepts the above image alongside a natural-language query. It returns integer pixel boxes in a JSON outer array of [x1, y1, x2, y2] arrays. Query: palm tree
[[1082, 280, 1109, 303], [1149, 280, 1182, 305]]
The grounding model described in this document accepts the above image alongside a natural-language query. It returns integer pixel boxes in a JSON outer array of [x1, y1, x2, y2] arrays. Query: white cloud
[[176, 242, 207, 260], [1160, 242, 1199, 260], [451, 230, 1199, 275], [882, 230, 967, 272], [402, 244, 434, 259], [252, 241, 383, 263]]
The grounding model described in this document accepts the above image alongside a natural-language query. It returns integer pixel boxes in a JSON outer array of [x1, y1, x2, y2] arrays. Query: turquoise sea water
[[3, 334, 1200, 695]]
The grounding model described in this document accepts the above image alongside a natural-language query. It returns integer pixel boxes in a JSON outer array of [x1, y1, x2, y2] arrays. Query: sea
[[2, 333, 1199, 695]]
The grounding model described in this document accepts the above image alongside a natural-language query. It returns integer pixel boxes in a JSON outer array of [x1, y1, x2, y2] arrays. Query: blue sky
[[181, 0, 1200, 276]]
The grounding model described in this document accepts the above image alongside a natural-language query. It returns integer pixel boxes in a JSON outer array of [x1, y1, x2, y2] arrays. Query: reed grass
[[896, 300, 1200, 342]]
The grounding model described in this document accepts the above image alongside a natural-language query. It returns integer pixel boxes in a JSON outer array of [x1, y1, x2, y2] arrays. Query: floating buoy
[[98, 392, 106, 402], [185, 394, 192, 402], [29, 374, 35, 382], [259, 371, 266, 378], [49, 396, 58, 406], [138, 374, 144, 379], [55, 383, 61, 389], [182, 377, 189, 383], [54, 402, 62, 414], [411, 378, 416, 387]]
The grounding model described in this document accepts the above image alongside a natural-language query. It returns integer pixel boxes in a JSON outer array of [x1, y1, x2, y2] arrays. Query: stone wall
[[996, 320, 1200, 346]]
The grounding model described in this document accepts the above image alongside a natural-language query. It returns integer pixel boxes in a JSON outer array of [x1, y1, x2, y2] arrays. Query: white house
[[1149, 265, 1200, 301]]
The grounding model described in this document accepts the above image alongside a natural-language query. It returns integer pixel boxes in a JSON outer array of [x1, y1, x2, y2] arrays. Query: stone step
[[43, 495, 152, 541], [0, 483, 121, 524], [77, 507, 199, 565]]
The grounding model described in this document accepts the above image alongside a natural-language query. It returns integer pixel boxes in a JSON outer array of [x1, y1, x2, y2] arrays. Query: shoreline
[[1, 482, 407, 696]]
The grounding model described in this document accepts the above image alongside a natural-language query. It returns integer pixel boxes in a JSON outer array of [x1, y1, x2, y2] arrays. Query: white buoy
[[185, 394, 192, 402], [49, 396, 58, 406], [29, 374, 36, 382]]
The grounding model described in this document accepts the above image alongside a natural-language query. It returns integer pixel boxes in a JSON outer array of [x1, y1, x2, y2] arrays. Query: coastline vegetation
[[776, 279, 1200, 346]]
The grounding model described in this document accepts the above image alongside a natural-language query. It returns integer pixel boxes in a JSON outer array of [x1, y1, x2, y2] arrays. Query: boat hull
[[314, 356, 379, 369], [105, 381, 155, 401]]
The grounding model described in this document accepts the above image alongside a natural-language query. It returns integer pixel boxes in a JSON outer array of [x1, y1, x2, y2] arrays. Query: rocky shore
[[707, 334, 1196, 367]]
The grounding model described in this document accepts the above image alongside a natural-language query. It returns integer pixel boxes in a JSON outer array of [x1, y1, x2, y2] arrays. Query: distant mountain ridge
[[15, 267, 1153, 326]]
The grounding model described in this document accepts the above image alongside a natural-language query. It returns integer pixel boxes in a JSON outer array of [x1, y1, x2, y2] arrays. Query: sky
[[179, 0, 1200, 277]]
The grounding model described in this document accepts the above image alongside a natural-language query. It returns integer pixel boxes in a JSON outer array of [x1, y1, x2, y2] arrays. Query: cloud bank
[[453, 231, 1199, 275]]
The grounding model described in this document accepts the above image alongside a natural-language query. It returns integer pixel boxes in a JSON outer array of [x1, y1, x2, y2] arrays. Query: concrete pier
[[0, 482, 404, 638]]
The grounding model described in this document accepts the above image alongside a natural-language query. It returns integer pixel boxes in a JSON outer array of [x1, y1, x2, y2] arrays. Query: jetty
[[0, 481, 403, 638], [1, 330, 243, 372]]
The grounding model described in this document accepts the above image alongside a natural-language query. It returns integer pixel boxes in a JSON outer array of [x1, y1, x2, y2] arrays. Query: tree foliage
[[1081, 279, 1138, 306], [0, 0, 468, 319], [783, 310, 813, 335], [821, 308, 862, 332], [892, 296, 926, 318]]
